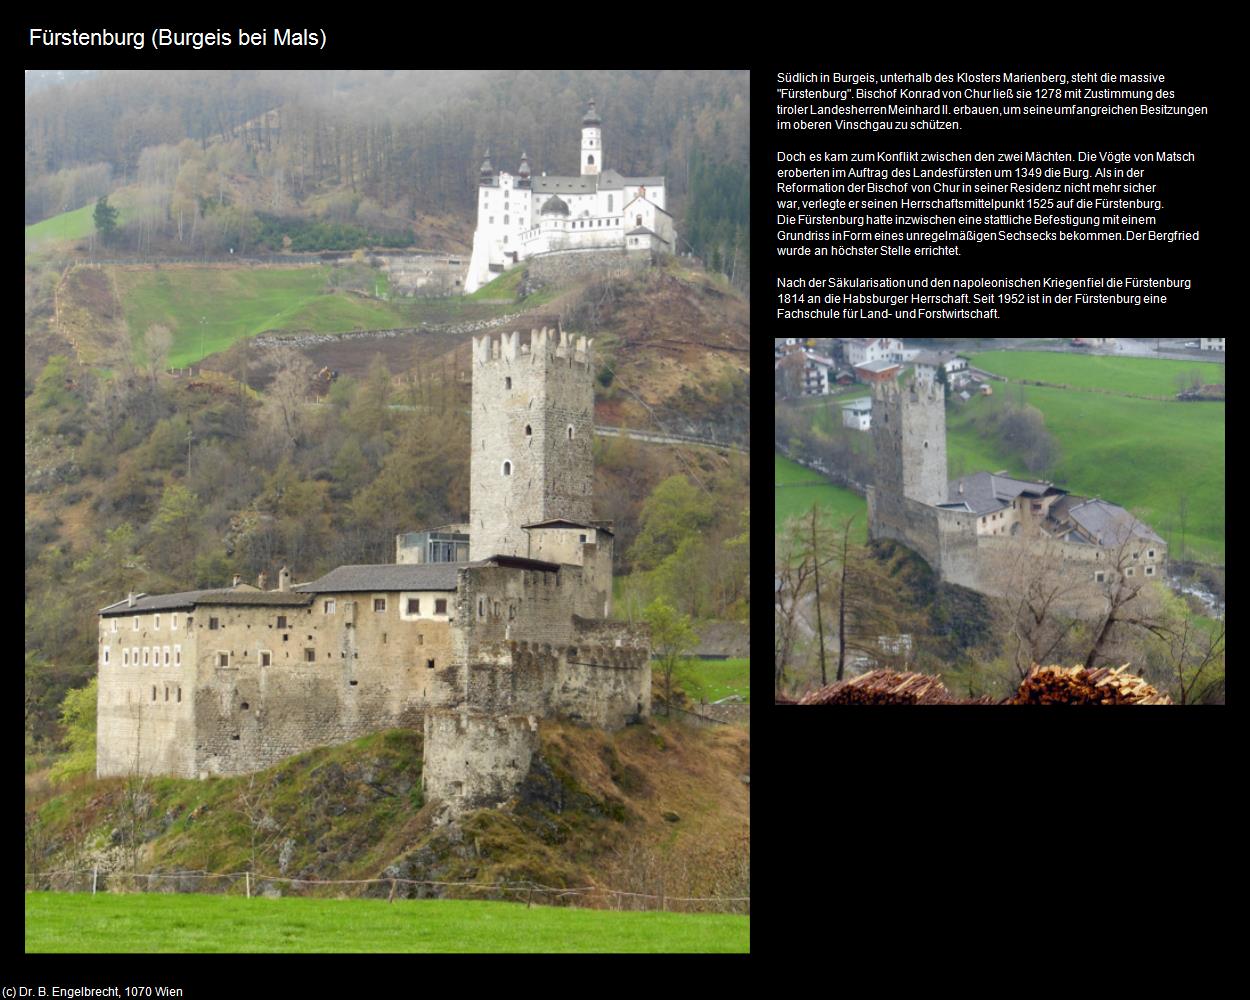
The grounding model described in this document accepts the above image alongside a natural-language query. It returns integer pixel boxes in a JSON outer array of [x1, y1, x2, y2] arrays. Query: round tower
[[581, 99, 602, 176]]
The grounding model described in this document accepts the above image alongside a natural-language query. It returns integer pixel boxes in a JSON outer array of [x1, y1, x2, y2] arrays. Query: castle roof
[[293, 563, 461, 593], [522, 518, 614, 535], [99, 589, 313, 615], [946, 472, 1061, 516], [1064, 499, 1165, 547]]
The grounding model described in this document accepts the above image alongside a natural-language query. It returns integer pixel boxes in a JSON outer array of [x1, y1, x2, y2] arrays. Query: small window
[[164, 687, 169, 702], [525, 424, 532, 436], [133, 617, 140, 631], [172, 614, 178, 630], [123, 650, 129, 666], [324, 600, 336, 614], [104, 647, 110, 664], [176, 687, 181, 703], [579, 533, 587, 543], [505, 377, 512, 390], [1148, 549, 1156, 559], [154, 615, 160, 629], [417, 634, 424, 646], [407, 598, 420, 614], [426, 659, 435, 670], [261, 651, 271, 667], [240, 702, 249, 710], [164, 647, 170, 666], [304, 648, 316, 662], [1146, 566, 1155, 576], [218, 653, 229, 667], [209, 617, 219, 630], [508, 605, 515, 620], [1126, 568, 1135, 577], [374, 598, 386, 613], [478, 598, 484, 617], [143, 649, 149, 666], [277, 615, 288, 628], [567, 425, 575, 440], [435, 598, 447, 615], [502, 461, 512, 476], [152, 686, 157, 702]]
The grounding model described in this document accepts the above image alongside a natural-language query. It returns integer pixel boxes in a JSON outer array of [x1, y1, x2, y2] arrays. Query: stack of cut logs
[[1008, 664, 1172, 705], [797, 670, 968, 705], [786, 664, 1171, 705]]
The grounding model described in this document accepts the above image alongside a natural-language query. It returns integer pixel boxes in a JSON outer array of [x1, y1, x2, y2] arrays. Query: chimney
[[127, 591, 136, 608], [278, 566, 291, 593], [232, 574, 242, 589], [258, 571, 269, 591]]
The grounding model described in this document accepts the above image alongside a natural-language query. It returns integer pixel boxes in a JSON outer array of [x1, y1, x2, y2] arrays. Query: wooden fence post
[[92, 865, 98, 896], [389, 878, 397, 903], [246, 871, 251, 898]]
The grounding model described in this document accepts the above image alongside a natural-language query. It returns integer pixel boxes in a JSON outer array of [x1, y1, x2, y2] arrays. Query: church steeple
[[479, 147, 495, 185], [580, 100, 601, 176]]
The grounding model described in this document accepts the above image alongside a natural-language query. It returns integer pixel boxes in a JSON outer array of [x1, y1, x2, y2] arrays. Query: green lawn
[[774, 454, 868, 542], [672, 658, 749, 703], [24, 892, 748, 953], [969, 350, 1223, 397], [947, 388, 1225, 563]]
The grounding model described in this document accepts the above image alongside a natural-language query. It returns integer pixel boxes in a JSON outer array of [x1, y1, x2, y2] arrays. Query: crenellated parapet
[[472, 327, 593, 368]]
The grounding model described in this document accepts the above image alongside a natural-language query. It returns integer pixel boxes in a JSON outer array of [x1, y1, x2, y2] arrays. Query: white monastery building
[[464, 100, 677, 293]]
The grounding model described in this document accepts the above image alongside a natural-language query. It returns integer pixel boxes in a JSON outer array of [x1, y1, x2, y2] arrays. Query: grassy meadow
[[113, 266, 411, 368], [672, 658, 750, 703], [24, 892, 748, 953], [26, 198, 132, 248], [774, 454, 868, 542], [968, 350, 1223, 397]]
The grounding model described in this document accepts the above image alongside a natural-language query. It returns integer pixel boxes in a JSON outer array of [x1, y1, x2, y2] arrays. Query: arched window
[[525, 424, 532, 436], [567, 425, 575, 440], [587, 154, 595, 165], [503, 214, 509, 225], [502, 461, 512, 476]]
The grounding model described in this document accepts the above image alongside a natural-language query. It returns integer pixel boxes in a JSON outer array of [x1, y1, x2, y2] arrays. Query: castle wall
[[191, 596, 458, 777], [97, 614, 196, 778], [422, 710, 539, 812]]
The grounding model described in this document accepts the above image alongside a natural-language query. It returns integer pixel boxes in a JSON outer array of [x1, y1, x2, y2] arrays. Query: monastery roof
[[99, 589, 314, 616], [626, 225, 669, 243], [1065, 499, 1165, 546], [531, 170, 665, 195], [540, 193, 570, 216], [946, 472, 1061, 516], [292, 563, 461, 593]]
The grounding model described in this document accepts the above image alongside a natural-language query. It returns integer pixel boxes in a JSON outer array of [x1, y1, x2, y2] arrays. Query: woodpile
[[797, 670, 970, 705], [787, 664, 1171, 705], [1008, 664, 1172, 705]]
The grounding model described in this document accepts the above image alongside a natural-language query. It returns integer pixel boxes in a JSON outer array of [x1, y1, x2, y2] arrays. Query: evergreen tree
[[93, 195, 118, 243]]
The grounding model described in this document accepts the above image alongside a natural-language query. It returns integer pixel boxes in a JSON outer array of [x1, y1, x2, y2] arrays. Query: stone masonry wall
[[469, 329, 594, 560], [192, 595, 458, 777], [524, 248, 649, 289], [97, 615, 196, 778], [422, 709, 539, 812]]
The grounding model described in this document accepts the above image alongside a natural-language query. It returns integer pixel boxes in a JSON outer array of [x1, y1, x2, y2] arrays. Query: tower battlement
[[472, 327, 593, 369]]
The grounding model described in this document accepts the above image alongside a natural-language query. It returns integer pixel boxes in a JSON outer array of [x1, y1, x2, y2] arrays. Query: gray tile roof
[[531, 170, 665, 195], [293, 564, 461, 593], [946, 472, 1056, 516], [100, 589, 313, 616], [855, 359, 902, 374], [1066, 499, 1164, 546]]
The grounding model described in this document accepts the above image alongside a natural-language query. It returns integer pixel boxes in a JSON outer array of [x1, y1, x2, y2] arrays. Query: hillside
[[26, 719, 750, 908]]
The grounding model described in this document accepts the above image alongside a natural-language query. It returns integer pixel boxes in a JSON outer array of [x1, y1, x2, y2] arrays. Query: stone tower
[[872, 375, 948, 506], [580, 99, 602, 176], [469, 328, 595, 560]]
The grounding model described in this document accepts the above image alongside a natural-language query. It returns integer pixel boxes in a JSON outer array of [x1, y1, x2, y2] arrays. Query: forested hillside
[[25, 70, 750, 291]]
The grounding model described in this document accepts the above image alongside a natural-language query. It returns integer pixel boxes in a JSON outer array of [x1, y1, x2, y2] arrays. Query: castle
[[463, 100, 676, 293], [96, 328, 650, 811], [867, 373, 1167, 606]]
